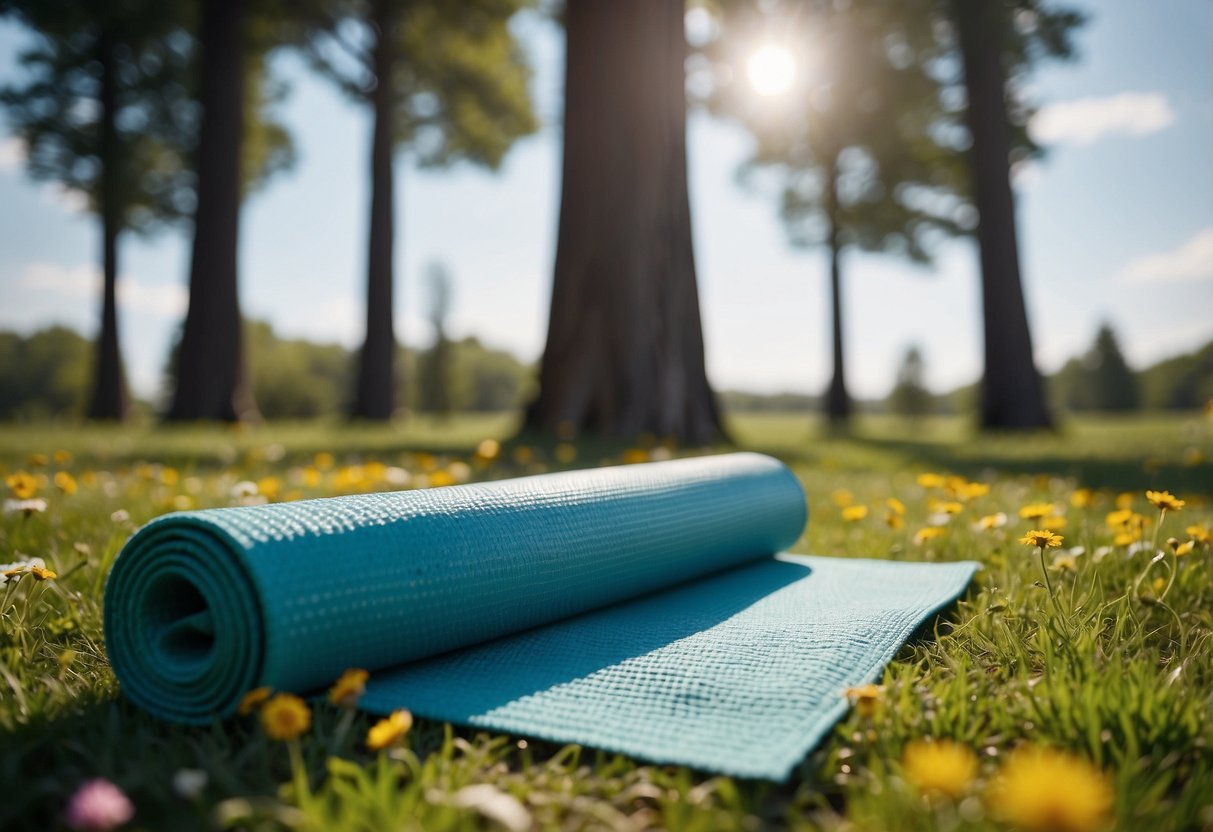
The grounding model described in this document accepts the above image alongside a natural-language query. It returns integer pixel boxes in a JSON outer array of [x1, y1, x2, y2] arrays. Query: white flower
[[4, 498, 47, 516], [172, 768, 208, 800], [230, 481, 258, 499], [1, 556, 47, 584]]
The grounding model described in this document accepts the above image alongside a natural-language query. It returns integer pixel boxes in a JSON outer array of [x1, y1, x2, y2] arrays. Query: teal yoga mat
[[104, 452, 976, 779]]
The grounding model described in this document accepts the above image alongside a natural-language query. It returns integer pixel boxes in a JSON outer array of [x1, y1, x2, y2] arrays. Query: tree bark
[[524, 0, 723, 445], [823, 154, 850, 427], [167, 0, 257, 422], [952, 0, 1052, 429], [350, 0, 398, 420], [87, 28, 128, 421]]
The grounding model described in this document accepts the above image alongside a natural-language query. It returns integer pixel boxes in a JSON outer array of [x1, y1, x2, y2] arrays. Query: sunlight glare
[[747, 44, 796, 96]]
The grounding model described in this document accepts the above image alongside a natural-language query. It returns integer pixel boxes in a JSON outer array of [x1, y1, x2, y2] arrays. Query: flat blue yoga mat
[[104, 452, 977, 780]]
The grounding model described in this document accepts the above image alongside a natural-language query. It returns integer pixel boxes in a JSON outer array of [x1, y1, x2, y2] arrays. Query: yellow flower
[[1105, 508, 1134, 528], [841, 505, 868, 522], [1020, 530, 1064, 549], [1070, 488, 1093, 508], [1115, 492, 1134, 509], [886, 512, 905, 530], [914, 527, 946, 545], [832, 489, 855, 508], [314, 451, 336, 471], [1185, 524, 1209, 544], [917, 473, 944, 489], [160, 467, 180, 487], [301, 466, 322, 488], [54, 471, 78, 495], [26, 453, 47, 467], [902, 740, 977, 799], [52, 450, 72, 465], [260, 693, 311, 741], [1114, 530, 1140, 547], [1145, 490, 1184, 512], [6, 471, 38, 499], [843, 684, 882, 718], [988, 746, 1113, 832], [957, 481, 990, 501], [1167, 537, 1195, 557], [555, 443, 577, 464], [975, 512, 1008, 531], [366, 709, 413, 751], [29, 565, 57, 580], [237, 686, 273, 716], [1019, 503, 1056, 521], [886, 497, 906, 516], [622, 448, 649, 465], [938, 501, 964, 515], [1040, 514, 1068, 531], [474, 439, 500, 461], [328, 668, 369, 709], [428, 469, 456, 488]]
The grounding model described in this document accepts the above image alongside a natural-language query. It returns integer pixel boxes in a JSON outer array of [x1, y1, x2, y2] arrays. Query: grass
[[1, 411, 1211, 831]]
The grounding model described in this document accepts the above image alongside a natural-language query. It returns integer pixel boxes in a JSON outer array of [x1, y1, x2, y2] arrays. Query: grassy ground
[[1, 411, 1211, 831]]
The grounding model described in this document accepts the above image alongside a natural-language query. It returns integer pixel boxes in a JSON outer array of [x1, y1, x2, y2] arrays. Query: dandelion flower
[[886, 512, 905, 530], [1020, 530, 1064, 549], [64, 778, 135, 832], [260, 693, 311, 741], [958, 481, 990, 501], [917, 473, 944, 489], [886, 497, 906, 515], [988, 746, 1112, 832], [4, 498, 48, 516], [841, 505, 868, 522], [843, 684, 882, 718], [1105, 508, 1133, 528], [914, 527, 946, 545], [1166, 538, 1195, 557], [974, 512, 1008, 532], [26, 453, 48, 467], [832, 489, 854, 507], [6, 471, 38, 499], [1019, 503, 1056, 521], [237, 686, 272, 716], [902, 740, 977, 799], [1040, 514, 1068, 531], [54, 471, 79, 495], [366, 709, 413, 751], [1070, 488, 1093, 508], [328, 668, 369, 709], [53, 449, 73, 465], [1145, 490, 1184, 513], [29, 564, 57, 580], [1185, 524, 1209, 544]]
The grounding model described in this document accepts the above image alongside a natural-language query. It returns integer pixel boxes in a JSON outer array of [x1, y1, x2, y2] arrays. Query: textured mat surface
[[104, 452, 976, 778]]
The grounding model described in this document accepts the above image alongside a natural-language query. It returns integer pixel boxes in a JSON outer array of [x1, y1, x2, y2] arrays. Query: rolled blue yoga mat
[[104, 452, 977, 779]]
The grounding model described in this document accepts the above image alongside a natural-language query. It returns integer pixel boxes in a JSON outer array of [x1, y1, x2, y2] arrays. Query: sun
[[747, 44, 796, 96]]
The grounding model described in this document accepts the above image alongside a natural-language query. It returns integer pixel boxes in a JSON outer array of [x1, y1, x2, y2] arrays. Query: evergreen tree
[[417, 262, 453, 417], [889, 345, 931, 418]]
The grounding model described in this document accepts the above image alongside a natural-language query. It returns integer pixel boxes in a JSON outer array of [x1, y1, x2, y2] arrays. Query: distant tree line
[[2, 322, 1209, 421]]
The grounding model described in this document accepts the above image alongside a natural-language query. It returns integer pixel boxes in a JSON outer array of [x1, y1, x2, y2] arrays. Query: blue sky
[[1, 0, 1210, 400]]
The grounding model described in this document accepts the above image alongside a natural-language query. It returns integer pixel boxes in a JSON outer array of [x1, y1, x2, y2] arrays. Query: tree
[[417, 262, 453, 417], [1052, 323, 1139, 412], [946, 0, 1082, 429], [888, 345, 931, 418], [166, 0, 295, 422], [304, 0, 537, 421], [524, 0, 723, 444], [0, 0, 196, 421], [700, 0, 968, 429]]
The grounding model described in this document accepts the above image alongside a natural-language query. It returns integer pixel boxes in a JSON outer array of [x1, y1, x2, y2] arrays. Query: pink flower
[[65, 779, 134, 832]]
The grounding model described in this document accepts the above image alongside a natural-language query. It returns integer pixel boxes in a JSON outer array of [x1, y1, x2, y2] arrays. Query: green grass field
[[2, 412, 1211, 831]]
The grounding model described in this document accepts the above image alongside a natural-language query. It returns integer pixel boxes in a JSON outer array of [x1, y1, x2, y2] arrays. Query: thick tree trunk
[[823, 156, 850, 427], [167, 0, 257, 422], [87, 30, 128, 421], [350, 0, 398, 420], [524, 0, 723, 445], [953, 0, 1051, 429]]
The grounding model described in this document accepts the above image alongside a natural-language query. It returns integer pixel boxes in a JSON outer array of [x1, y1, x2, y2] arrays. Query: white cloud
[[0, 136, 26, 171], [1030, 92, 1175, 147], [1120, 228, 1213, 283], [18, 261, 187, 317]]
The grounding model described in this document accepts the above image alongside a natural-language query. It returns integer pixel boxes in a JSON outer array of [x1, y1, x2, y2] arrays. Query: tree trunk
[[350, 0, 398, 420], [167, 0, 257, 422], [952, 0, 1051, 429], [823, 154, 850, 427], [524, 0, 723, 445], [87, 28, 128, 421]]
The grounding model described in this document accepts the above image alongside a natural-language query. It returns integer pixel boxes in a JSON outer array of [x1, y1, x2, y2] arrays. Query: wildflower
[[237, 686, 272, 716], [366, 709, 413, 751], [230, 481, 258, 499], [1040, 514, 1068, 531], [841, 505, 868, 522], [1019, 503, 1056, 521], [938, 501, 964, 515], [160, 468, 179, 487], [886, 512, 905, 530], [1020, 530, 1064, 549], [1070, 488, 1093, 508], [1145, 490, 1184, 513], [260, 693, 311, 741], [1105, 508, 1134, 528], [1114, 530, 1141, 547], [974, 512, 1008, 532], [902, 740, 977, 799], [475, 439, 500, 461], [1051, 554, 1078, 572], [555, 443, 577, 464], [957, 481, 990, 501], [1185, 525, 1209, 544], [1167, 538, 1195, 557], [171, 768, 208, 800], [6, 471, 38, 499], [53, 449, 73, 465], [5, 498, 48, 516], [26, 453, 48, 467], [29, 564, 57, 580], [832, 489, 854, 507], [2, 557, 53, 582], [843, 684, 882, 718], [1114, 492, 1134, 509], [328, 668, 369, 709], [429, 469, 456, 487], [917, 473, 944, 489], [54, 471, 78, 495], [256, 477, 281, 501], [314, 451, 336, 470], [64, 778, 135, 832], [886, 497, 906, 516], [914, 527, 946, 545], [988, 746, 1112, 832]]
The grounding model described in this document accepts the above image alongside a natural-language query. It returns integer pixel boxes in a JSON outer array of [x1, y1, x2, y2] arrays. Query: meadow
[[2, 411, 1211, 831]]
